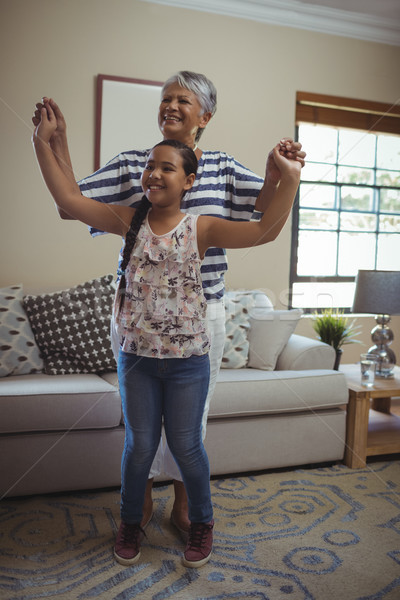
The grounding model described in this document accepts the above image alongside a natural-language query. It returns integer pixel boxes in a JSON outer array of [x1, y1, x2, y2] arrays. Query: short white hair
[[162, 71, 217, 141]]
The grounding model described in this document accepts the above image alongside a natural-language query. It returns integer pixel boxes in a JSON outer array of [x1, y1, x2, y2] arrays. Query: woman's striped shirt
[[78, 149, 263, 302]]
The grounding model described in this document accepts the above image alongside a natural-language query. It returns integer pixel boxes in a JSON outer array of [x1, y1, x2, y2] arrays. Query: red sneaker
[[183, 520, 214, 568], [114, 521, 145, 566]]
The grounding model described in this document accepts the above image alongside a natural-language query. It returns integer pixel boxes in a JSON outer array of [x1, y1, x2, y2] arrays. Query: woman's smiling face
[[158, 83, 211, 147]]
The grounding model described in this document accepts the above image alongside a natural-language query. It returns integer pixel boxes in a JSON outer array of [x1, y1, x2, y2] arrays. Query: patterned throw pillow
[[23, 275, 117, 375], [221, 291, 273, 369], [0, 284, 44, 377]]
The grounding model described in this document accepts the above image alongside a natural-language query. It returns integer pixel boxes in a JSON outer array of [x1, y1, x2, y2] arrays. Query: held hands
[[32, 98, 66, 143], [271, 142, 302, 182], [266, 138, 305, 186], [32, 101, 58, 145]]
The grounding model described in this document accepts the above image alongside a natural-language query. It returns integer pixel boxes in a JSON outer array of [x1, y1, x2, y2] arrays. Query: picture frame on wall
[[95, 74, 164, 171]]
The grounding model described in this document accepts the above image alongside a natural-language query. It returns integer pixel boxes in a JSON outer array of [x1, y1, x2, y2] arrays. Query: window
[[290, 92, 400, 312]]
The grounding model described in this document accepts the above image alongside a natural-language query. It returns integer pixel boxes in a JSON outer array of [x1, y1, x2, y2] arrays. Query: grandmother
[[33, 70, 305, 537]]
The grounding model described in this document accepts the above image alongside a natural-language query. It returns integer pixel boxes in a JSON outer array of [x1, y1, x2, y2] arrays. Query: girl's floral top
[[115, 212, 210, 358]]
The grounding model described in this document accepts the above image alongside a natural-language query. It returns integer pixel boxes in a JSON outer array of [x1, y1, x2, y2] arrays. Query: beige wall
[[1, 0, 399, 363]]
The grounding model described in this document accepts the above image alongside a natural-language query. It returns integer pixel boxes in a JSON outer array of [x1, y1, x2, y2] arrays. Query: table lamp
[[352, 270, 400, 378]]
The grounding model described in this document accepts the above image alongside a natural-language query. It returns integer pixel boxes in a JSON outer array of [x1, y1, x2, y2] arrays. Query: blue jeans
[[118, 351, 213, 525]]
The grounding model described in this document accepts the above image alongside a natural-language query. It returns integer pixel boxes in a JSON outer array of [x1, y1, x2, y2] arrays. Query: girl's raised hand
[[32, 98, 67, 138], [272, 142, 302, 180], [265, 138, 305, 186], [33, 101, 57, 145]]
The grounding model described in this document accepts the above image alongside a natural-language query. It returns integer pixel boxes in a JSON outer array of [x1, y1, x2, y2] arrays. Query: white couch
[[0, 283, 348, 498]]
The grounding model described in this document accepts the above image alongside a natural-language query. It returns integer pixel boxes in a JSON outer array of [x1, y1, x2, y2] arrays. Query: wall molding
[[139, 0, 400, 46]]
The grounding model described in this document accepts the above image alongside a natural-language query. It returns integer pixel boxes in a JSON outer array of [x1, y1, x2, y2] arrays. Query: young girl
[[33, 102, 301, 569]]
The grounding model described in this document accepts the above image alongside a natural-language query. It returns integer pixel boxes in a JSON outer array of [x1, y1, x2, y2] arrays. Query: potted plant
[[312, 308, 361, 370]]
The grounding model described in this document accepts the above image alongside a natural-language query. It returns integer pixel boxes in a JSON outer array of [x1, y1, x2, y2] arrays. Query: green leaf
[[312, 308, 362, 350]]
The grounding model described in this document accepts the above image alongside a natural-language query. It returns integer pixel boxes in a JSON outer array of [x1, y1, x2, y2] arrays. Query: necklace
[[193, 144, 198, 152]]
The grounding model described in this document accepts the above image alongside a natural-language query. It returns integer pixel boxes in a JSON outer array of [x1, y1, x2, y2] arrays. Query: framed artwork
[[95, 74, 164, 170]]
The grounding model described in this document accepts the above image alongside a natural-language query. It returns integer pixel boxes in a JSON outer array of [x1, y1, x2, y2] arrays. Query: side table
[[340, 364, 400, 469]]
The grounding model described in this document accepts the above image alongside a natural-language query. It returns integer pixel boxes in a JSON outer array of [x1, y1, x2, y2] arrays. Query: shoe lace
[[120, 523, 145, 548], [187, 522, 211, 550]]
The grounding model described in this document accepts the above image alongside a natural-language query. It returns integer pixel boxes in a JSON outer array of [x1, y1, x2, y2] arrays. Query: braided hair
[[116, 139, 198, 312], [117, 195, 151, 311]]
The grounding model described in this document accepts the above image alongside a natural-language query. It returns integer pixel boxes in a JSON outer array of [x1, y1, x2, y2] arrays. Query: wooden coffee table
[[340, 364, 400, 468]]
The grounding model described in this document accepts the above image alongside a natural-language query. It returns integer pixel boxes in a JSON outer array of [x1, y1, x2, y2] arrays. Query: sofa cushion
[[247, 309, 303, 370], [23, 275, 117, 376], [221, 291, 273, 369], [211, 368, 348, 417], [0, 373, 121, 433], [0, 284, 44, 377], [276, 334, 335, 371]]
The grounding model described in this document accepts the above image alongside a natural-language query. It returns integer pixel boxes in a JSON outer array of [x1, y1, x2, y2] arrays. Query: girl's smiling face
[[141, 145, 195, 207]]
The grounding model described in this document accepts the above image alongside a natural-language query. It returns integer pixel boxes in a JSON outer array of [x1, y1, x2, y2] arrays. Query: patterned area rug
[[1, 460, 400, 600]]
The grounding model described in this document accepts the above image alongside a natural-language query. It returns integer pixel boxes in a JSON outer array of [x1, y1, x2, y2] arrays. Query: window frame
[[289, 92, 400, 313]]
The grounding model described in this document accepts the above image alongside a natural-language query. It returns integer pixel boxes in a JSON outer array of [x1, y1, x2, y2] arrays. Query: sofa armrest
[[276, 334, 335, 371]]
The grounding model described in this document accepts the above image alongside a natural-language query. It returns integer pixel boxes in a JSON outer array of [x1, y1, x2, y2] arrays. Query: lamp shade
[[352, 270, 400, 315]]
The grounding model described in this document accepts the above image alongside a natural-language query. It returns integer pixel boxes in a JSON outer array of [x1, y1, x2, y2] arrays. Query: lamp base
[[368, 315, 396, 378]]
